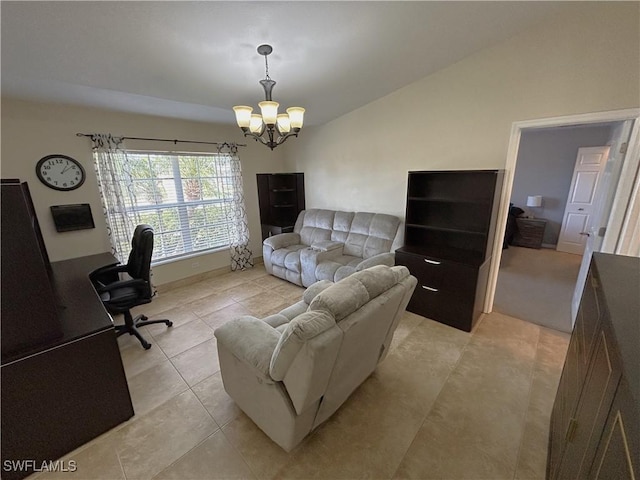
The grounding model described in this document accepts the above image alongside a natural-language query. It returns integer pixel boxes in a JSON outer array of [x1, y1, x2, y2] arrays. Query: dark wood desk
[[1, 253, 134, 480]]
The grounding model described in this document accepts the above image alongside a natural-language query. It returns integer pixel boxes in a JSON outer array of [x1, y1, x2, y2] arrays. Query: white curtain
[[91, 134, 139, 261], [218, 143, 254, 270]]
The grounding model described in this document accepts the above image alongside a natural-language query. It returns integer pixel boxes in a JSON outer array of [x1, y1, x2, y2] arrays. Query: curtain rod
[[76, 133, 246, 147]]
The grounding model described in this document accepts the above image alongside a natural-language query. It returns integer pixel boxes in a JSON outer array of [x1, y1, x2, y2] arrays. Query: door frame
[[485, 108, 640, 316]]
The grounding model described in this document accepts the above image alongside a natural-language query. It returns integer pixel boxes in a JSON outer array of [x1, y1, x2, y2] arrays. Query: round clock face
[[36, 155, 86, 191]]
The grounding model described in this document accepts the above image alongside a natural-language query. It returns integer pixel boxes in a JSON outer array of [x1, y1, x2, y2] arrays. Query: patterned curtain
[[218, 143, 254, 270], [91, 134, 139, 261]]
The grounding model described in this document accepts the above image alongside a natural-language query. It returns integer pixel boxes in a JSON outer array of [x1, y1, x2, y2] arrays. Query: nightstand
[[513, 217, 547, 249]]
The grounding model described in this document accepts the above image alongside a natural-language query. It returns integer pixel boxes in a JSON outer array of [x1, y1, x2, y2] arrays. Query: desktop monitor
[[50, 203, 95, 232]]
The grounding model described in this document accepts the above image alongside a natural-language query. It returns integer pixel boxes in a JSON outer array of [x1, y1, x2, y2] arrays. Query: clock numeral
[[44, 165, 51, 170]]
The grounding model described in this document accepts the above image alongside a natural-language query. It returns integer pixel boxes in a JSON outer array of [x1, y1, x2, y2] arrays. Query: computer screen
[[50, 204, 95, 232]]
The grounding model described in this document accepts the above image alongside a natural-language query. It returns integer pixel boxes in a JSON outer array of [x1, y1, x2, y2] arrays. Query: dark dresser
[[513, 217, 547, 249], [547, 253, 639, 480]]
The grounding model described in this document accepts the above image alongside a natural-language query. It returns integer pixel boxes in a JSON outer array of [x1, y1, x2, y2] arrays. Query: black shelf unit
[[396, 170, 503, 331], [257, 173, 305, 240]]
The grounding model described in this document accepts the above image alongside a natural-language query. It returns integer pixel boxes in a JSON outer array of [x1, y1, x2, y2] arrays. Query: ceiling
[[1, 1, 574, 126]]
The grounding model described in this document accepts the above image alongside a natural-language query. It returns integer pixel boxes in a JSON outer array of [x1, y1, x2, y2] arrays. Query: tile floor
[[33, 265, 570, 480]]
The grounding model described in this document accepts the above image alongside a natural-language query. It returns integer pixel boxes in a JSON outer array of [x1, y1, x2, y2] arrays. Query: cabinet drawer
[[395, 250, 478, 296], [408, 286, 474, 331]]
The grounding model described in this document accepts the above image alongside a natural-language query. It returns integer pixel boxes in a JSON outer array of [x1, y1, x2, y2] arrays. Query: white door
[[556, 146, 610, 255]]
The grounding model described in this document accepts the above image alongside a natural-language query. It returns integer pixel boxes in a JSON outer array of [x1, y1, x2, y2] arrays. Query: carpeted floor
[[494, 246, 582, 333]]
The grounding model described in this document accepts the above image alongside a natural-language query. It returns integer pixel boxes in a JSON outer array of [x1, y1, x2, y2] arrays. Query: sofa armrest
[[214, 316, 280, 379], [310, 240, 344, 252], [263, 232, 302, 250], [356, 252, 396, 271]]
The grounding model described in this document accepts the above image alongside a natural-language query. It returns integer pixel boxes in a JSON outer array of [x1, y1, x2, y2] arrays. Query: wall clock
[[36, 154, 86, 191]]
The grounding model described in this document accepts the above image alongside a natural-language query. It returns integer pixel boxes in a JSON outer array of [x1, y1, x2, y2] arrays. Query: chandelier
[[233, 45, 305, 150]]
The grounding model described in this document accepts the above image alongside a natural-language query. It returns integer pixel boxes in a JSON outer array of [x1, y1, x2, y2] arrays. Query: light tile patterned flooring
[[34, 265, 569, 480]]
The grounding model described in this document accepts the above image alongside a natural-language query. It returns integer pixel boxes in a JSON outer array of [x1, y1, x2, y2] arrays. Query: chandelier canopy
[[233, 45, 305, 150]]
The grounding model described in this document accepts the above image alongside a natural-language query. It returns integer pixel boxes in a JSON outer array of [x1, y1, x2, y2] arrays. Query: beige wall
[[283, 2, 640, 222], [1, 99, 286, 284]]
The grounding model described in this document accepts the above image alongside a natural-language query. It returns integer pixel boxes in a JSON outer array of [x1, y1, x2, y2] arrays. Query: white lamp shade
[[527, 195, 543, 207], [233, 106, 253, 128], [287, 107, 305, 129], [258, 101, 279, 125], [249, 114, 263, 133], [276, 114, 291, 133]]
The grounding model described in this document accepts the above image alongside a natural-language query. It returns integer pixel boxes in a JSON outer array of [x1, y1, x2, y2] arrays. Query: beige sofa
[[214, 265, 417, 451], [263, 209, 402, 287]]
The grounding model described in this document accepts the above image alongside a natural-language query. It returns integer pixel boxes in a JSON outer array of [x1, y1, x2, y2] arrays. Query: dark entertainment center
[[395, 170, 504, 332]]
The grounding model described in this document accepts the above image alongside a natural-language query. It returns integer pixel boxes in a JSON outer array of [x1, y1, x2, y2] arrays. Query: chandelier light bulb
[[233, 106, 253, 128], [287, 107, 305, 129], [249, 114, 263, 134], [277, 114, 291, 133], [258, 101, 279, 125]]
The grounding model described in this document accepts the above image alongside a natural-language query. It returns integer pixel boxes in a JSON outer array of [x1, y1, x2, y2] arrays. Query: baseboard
[[155, 255, 264, 293]]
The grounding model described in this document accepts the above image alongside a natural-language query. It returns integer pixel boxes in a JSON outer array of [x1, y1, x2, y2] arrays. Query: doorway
[[486, 108, 640, 332]]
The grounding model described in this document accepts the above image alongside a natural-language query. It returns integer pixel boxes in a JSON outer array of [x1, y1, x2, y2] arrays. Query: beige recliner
[[214, 265, 417, 451]]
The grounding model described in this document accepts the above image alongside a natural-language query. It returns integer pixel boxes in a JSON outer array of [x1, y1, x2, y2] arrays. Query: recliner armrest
[[310, 240, 344, 252], [214, 316, 280, 380], [263, 232, 302, 250], [355, 252, 396, 271]]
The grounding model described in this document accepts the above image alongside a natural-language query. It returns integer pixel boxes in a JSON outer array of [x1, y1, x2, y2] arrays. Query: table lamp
[[527, 195, 543, 218]]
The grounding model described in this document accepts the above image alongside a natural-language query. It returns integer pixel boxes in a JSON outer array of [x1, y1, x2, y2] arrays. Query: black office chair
[[91, 224, 172, 349]]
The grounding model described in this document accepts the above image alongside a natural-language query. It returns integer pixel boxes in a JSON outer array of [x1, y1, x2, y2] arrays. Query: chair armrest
[[263, 232, 302, 250], [95, 278, 146, 294], [90, 263, 127, 284], [214, 316, 280, 379], [310, 240, 344, 252], [355, 252, 396, 271]]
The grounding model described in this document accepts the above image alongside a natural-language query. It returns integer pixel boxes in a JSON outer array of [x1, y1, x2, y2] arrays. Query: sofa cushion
[[302, 280, 334, 304], [350, 265, 398, 300], [331, 211, 354, 243], [271, 244, 306, 268], [270, 310, 335, 380], [299, 209, 335, 246], [308, 275, 370, 321], [344, 213, 400, 259]]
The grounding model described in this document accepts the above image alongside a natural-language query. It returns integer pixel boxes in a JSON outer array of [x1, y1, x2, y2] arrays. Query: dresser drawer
[[395, 250, 478, 296], [408, 286, 474, 331]]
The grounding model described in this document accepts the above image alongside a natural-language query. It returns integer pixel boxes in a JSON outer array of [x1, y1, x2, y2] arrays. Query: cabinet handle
[[422, 286, 439, 292], [424, 259, 441, 265]]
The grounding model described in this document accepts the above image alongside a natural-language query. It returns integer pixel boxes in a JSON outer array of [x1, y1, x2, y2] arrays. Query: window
[[102, 151, 237, 263]]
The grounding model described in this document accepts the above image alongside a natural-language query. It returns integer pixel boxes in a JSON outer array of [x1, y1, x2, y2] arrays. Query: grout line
[[511, 324, 543, 480]]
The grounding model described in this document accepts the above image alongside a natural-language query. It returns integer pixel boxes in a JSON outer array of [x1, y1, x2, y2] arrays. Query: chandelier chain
[[264, 54, 270, 80]]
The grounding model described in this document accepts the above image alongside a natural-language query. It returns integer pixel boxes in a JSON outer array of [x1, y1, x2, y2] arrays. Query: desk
[[1, 253, 134, 480]]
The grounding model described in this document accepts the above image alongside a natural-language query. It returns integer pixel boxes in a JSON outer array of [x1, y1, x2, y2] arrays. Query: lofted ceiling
[[1, 1, 574, 126]]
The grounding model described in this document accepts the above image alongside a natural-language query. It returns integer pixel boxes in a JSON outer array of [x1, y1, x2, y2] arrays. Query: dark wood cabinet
[[257, 173, 305, 240], [547, 253, 639, 480], [1, 180, 134, 479], [513, 217, 547, 248], [1, 180, 61, 361], [395, 170, 503, 332]]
